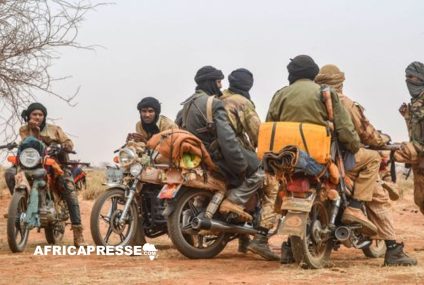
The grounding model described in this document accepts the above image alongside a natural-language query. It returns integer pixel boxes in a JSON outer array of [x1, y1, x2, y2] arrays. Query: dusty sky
[[8, 0, 424, 165]]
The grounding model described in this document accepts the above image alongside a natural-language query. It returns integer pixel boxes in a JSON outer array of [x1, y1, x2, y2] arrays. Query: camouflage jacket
[[339, 94, 390, 148], [266, 79, 360, 154], [401, 93, 424, 153], [135, 115, 178, 140], [219, 89, 261, 150], [19, 123, 74, 150]]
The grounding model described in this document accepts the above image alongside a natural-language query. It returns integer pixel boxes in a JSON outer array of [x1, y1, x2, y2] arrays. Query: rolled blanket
[[263, 145, 325, 177], [147, 129, 217, 171]]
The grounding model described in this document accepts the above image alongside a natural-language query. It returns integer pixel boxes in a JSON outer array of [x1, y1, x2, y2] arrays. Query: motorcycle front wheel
[[7, 191, 30, 252], [167, 188, 228, 259], [290, 200, 333, 269], [90, 188, 141, 246]]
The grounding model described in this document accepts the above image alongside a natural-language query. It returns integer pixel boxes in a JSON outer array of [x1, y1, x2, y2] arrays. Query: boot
[[238, 234, 250, 253], [72, 225, 87, 247], [247, 233, 279, 261], [341, 206, 378, 236], [219, 199, 252, 222], [384, 242, 417, 266], [280, 241, 295, 264]]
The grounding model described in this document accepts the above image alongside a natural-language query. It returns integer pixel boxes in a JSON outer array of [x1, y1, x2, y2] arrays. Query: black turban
[[194, 65, 224, 96], [228, 68, 254, 100], [137, 97, 161, 134], [137, 97, 161, 114], [287, 55, 319, 85], [405, 61, 424, 98], [21, 102, 48, 130]]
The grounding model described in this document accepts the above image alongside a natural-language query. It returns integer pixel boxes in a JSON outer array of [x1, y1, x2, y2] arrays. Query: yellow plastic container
[[257, 122, 331, 164]]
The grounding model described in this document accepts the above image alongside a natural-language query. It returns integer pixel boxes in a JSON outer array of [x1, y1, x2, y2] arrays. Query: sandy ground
[[0, 187, 424, 285]]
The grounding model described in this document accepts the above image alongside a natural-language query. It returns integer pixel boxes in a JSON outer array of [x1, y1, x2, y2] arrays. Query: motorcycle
[[158, 166, 274, 259], [4, 137, 72, 252], [276, 143, 399, 269], [90, 141, 168, 246]]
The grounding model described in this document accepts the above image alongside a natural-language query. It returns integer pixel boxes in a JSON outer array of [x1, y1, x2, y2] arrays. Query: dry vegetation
[[81, 168, 106, 200]]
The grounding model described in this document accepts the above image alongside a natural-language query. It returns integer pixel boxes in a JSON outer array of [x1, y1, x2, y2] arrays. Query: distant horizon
[[1, 0, 423, 166]]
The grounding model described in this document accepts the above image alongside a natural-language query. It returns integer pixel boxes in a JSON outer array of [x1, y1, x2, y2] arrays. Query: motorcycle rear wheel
[[362, 239, 386, 258], [290, 200, 333, 269], [7, 191, 30, 252], [167, 188, 228, 259], [45, 221, 65, 244]]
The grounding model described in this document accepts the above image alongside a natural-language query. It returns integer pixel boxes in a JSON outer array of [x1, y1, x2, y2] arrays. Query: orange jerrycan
[[257, 122, 331, 164]]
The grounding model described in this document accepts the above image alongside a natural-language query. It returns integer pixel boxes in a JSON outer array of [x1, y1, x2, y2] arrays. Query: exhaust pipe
[[191, 217, 259, 235]]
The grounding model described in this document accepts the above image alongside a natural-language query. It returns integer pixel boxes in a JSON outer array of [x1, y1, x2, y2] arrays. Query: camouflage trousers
[[366, 180, 396, 240], [394, 142, 424, 214], [346, 148, 381, 202], [259, 174, 279, 229], [412, 166, 424, 215]]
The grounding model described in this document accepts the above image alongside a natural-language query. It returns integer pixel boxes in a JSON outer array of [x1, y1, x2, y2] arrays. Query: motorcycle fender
[[104, 184, 128, 191], [278, 211, 308, 238], [14, 171, 30, 194]]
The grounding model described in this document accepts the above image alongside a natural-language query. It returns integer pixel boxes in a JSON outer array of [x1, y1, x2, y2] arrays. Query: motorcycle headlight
[[130, 163, 143, 177], [19, 148, 41, 168], [118, 148, 136, 167]]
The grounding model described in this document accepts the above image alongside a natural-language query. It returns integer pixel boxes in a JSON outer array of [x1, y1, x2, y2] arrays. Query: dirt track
[[0, 187, 424, 285]]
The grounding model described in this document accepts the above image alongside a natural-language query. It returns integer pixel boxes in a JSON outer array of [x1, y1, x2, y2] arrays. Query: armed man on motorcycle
[[266, 55, 379, 263], [127, 96, 178, 142], [218, 68, 279, 260], [5, 103, 87, 247], [176, 66, 279, 260], [395, 61, 424, 217], [315, 64, 417, 266]]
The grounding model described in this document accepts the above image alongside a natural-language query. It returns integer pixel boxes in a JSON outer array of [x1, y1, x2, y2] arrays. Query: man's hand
[[399, 103, 409, 117], [126, 133, 147, 143], [380, 132, 392, 144], [62, 141, 73, 152]]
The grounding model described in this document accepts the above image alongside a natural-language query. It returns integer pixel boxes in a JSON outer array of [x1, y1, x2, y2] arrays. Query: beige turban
[[314, 64, 345, 93]]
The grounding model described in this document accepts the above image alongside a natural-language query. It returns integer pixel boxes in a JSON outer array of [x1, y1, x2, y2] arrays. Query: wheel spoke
[[104, 226, 113, 243], [119, 233, 125, 242], [197, 235, 204, 249], [99, 214, 110, 223], [188, 200, 199, 216]]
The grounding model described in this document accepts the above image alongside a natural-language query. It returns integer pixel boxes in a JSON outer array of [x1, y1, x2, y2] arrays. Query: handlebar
[[0, 142, 18, 150]]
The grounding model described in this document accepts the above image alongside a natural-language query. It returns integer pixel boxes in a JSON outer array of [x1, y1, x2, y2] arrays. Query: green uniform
[[266, 79, 360, 154]]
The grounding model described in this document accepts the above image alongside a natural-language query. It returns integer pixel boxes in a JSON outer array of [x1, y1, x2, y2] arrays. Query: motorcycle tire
[[362, 240, 386, 258], [167, 188, 228, 259], [90, 188, 140, 246], [45, 222, 65, 244], [290, 200, 333, 269], [7, 191, 30, 252]]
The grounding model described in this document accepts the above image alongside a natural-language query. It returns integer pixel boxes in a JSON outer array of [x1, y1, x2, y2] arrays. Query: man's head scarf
[[21, 102, 48, 131], [137, 97, 161, 134], [228, 68, 254, 100], [194, 66, 224, 96], [405, 61, 424, 98], [314, 64, 345, 93], [287, 55, 319, 85]]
